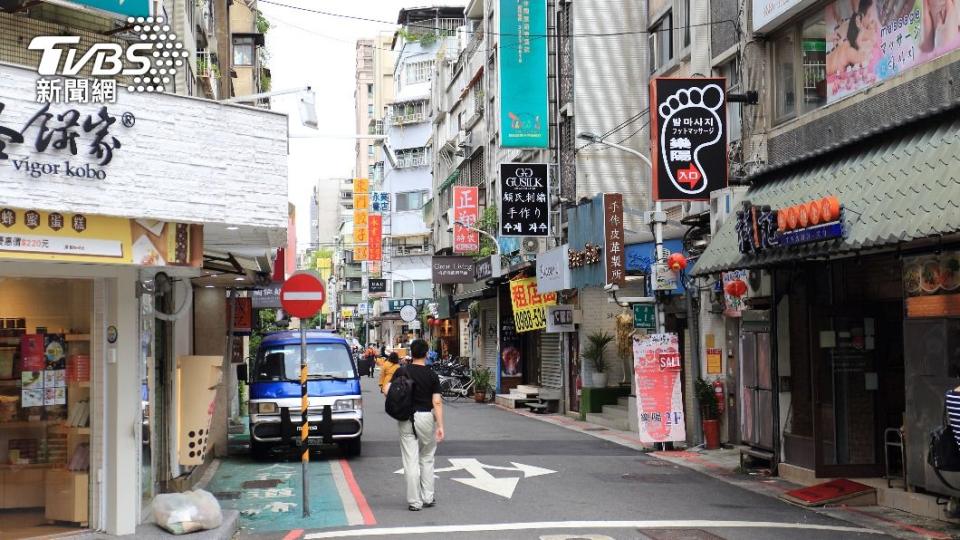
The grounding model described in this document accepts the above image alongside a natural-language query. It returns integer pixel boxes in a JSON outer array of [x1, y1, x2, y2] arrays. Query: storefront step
[[584, 412, 630, 432], [495, 394, 536, 409], [599, 404, 629, 421]]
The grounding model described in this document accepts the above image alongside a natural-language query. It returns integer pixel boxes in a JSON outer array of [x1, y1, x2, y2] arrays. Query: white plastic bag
[[153, 489, 223, 535]]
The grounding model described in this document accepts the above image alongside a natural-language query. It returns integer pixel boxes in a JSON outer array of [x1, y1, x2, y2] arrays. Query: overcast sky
[[257, 0, 462, 252]]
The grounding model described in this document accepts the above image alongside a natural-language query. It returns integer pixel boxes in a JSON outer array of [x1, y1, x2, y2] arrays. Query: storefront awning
[[693, 113, 960, 275]]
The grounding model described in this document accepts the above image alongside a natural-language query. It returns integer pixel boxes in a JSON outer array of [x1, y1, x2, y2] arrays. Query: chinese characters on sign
[[371, 191, 390, 212], [545, 304, 574, 333], [499, 0, 549, 148], [431, 256, 476, 284], [735, 197, 844, 255], [352, 179, 370, 260], [603, 193, 626, 286], [499, 163, 550, 237], [651, 78, 727, 201], [368, 213, 382, 261], [633, 333, 686, 444], [453, 186, 480, 253], [509, 276, 557, 332], [35, 79, 117, 105]]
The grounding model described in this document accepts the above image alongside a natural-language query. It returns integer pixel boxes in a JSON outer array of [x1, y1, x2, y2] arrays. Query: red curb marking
[[841, 506, 952, 539], [339, 459, 376, 525], [282, 529, 304, 540]]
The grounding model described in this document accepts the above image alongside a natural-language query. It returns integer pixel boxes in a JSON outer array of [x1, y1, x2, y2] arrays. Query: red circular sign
[[280, 272, 326, 318]]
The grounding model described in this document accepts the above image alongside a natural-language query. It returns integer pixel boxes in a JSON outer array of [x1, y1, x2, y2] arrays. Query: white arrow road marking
[[504, 462, 557, 477], [448, 458, 521, 499]]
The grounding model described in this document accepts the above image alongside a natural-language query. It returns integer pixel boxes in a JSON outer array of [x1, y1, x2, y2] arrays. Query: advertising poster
[[500, 315, 522, 377], [650, 78, 727, 201], [499, 0, 549, 148], [722, 269, 750, 317], [499, 163, 550, 237], [453, 186, 480, 253], [633, 333, 686, 444], [509, 276, 557, 332], [903, 250, 960, 317]]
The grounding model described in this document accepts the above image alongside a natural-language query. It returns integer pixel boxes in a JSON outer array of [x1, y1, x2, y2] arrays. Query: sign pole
[[300, 318, 310, 518]]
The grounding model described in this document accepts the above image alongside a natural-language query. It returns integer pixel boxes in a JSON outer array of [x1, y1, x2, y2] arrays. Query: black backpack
[[385, 367, 416, 421]]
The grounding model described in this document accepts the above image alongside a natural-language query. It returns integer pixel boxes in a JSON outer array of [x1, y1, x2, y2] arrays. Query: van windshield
[[253, 343, 356, 382]]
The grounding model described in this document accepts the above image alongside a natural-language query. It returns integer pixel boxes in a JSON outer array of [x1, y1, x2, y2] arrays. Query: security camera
[[603, 283, 619, 292]]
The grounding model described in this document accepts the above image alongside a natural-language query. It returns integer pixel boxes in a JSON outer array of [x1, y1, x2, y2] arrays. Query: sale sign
[[633, 333, 686, 444], [453, 186, 479, 253], [509, 276, 557, 332]]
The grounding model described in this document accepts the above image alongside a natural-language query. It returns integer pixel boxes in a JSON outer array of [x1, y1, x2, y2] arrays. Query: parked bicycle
[[439, 372, 495, 402]]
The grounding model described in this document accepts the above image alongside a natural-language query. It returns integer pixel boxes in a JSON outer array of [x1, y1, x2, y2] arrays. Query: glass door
[[812, 311, 882, 477]]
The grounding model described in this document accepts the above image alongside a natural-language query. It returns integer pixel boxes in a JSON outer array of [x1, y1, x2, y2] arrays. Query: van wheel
[[340, 438, 362, 457], [251, 440, 272, 461]]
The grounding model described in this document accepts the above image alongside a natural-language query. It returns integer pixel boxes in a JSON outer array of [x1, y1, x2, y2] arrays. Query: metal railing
[[395, 152, 429, 168], [391, 112, 427, 125]]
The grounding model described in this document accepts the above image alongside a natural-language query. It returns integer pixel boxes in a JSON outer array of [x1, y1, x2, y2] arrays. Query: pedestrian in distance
[[386, 339, 445, 511], [379, 352, 400, 395]]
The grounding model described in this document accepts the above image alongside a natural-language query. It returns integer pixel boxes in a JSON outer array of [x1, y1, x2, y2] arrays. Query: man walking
[[390, 339, 444, 511]]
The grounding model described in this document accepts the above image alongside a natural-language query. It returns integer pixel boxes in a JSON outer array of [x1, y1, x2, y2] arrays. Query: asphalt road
[[305, 376, 892, 540]]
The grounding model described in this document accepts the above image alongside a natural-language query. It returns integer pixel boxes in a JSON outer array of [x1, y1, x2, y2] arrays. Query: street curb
[[495, 405, 952, 540]]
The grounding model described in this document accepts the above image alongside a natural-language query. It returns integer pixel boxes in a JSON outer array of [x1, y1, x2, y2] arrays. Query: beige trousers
[[398, 411, 437, 508]]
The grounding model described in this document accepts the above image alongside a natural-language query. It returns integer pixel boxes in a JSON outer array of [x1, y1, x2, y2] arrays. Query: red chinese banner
[[603, 193, 625, 286], [633, 333, 686, 444], [368, 213, 382, 261], [453, 186, 479, 253]]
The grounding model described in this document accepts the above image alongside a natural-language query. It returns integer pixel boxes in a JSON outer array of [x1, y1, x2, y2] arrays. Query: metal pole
[[300, 321, 310, 518]]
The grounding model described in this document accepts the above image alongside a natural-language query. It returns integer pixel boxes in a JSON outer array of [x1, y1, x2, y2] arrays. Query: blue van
[[245, 330, 363, 458]]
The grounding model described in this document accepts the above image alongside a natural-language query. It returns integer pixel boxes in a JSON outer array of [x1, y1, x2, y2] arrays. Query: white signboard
[[752, 0, 818, 34], [536, 244, 570, 293], [545, 305, 575, 333], [0, 232, 123, 258], [400, 304, 418, 323]]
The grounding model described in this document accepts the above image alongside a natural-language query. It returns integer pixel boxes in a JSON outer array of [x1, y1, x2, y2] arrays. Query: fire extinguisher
[[713, 379, 725, 415]]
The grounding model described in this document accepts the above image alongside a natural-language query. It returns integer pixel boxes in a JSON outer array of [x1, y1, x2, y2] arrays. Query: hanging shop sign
[[0, 207, 201, 266], [651, 78, 727, 201], [536, 244, 570, 293], [903, 250, 960, 318], [633, 332, 686, 444], [721, 269, 750, 317], [499, 163, 550, 237], [546, 304, 575, 333], [341, 307, 354, 319], [371, 191, 390, 212], [498, 0, 549, 148], [251, 282, 282, 309], [357, 302, 369, 316], [368, 213, 382, 261], [625, 239, 687, 294], [368, 278, 387, 294], [228, 297, 253, 335], [399, 304, 418, 323], [387, 298, 429, 312], [432, 256, 476, 284], [509, 276, 558, 333], [475, 256, 494, 281], [603, 193, 626, 286], [453, 186, 480, 253], [633, 304, 655, 330], [752, 0, 818, 34], [736, 196, 844, 254], [352, 179, 370, 260]]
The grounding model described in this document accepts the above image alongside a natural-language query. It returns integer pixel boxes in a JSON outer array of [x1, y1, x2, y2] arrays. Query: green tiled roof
[[693, 114, 960, 275]]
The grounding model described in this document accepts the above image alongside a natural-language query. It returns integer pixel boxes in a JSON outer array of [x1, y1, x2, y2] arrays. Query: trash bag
[[153, 489, 223, 535]]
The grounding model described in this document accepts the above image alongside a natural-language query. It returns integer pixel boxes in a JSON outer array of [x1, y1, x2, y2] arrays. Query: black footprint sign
[[651, 78, 728, 201]]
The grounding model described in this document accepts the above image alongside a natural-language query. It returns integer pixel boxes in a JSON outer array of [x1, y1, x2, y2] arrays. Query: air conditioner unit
[[457, 130, 472, 148], [709, 186, 749, 236], [521, 237, 540, 254]]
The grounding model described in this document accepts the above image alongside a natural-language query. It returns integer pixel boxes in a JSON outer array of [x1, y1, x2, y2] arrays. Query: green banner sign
[[498, 0, 548, 148], [633, 304, 655, 329]]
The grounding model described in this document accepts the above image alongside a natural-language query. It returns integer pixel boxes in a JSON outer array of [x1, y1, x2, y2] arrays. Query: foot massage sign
[[633, 333, 686, 444], [650, 78, 727, 201]]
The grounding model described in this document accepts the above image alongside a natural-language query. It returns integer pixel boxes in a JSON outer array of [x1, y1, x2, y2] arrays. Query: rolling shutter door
[[481, 305, 498, 374], [540, 332, 562, 389]]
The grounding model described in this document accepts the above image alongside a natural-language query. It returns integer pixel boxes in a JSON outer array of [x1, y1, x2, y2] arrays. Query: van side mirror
[[236, 364, 248, 383]]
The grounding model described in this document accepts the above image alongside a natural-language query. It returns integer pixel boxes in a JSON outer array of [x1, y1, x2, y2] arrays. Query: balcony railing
[[368, 120, 384, 135], [395, 153, 429, 168], [391, 112, 427, 125]]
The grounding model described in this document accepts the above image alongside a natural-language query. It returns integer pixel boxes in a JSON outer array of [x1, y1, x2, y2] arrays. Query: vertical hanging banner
[[499, 0, 549, 148], [634, 333, 686, 444], [453, 186, 480, 253], [603, 193, 626, 286], [352, 178, 370, 260], [368, 213, 382, 261], [650, 78, 727, 201], [499, 163, 550, 237]]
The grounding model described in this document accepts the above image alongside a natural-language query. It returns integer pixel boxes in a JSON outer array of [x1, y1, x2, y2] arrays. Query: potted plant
[[471, 367, 493, 402], [696, 377, 721, 449], [582, 331, 614, 387]]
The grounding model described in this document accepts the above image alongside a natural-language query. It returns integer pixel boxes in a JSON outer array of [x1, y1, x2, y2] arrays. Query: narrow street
[[213, 376, 892, 540]]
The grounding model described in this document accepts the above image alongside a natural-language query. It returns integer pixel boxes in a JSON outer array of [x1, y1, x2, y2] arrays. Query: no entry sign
[[280, 271, 326, 318]]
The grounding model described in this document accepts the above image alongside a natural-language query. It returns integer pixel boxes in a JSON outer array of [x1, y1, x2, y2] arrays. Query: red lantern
[[725, 279, 748, 297], [667, 252, 688, 272]]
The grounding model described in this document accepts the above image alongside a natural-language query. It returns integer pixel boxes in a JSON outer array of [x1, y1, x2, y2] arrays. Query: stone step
[[514, 385, 541, 395], [601, 404, 629, 420], [495, 394, 535, 409], [509, 390, 539, 398], [617, 396, 631, 407], [585, 412, 630, 431]]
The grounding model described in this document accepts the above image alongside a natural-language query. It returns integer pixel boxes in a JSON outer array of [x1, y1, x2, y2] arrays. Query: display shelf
[[50, 424, 90, 435], [0, 379, 19, 387], [0, 420, 57, 429], [0, 462, 55, 470], [64, 334, 90, 342]]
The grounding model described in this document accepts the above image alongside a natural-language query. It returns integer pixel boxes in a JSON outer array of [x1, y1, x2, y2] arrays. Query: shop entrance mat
[[781, 478, 876, 507]]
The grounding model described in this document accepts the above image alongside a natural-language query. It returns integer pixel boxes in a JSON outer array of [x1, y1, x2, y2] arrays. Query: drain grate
[[212, 491, 241, 500], [241, 479, 283, 489], [639, 529, 725, 540]]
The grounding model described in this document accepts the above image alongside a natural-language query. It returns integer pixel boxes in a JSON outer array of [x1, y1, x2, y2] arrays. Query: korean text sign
[[509, 276, 557, 332], [453, 186, 480, 253], [650, 78, 727, 201], [500, 163, 550, 237], [633, 333, 686, 443], [603, 193, 626, 285], [499, 0, 549, 148]]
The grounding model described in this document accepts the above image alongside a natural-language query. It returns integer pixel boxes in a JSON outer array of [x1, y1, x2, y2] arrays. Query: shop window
[[396, 190, 428, 211], [679, 0, 690, 49], [649, 12, 673, 73], [719, 58, 742, 141], [0, 278, 92, 532], [233, 36, 255, 66], [773, 14, 827, 123]]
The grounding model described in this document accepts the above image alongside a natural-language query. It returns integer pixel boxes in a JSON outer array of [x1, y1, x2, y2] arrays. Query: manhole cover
[[242, 479, 283, 489], [639, 529, 725, 540], [213, 491, 241, 500], [584, 427, 608, 431]]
